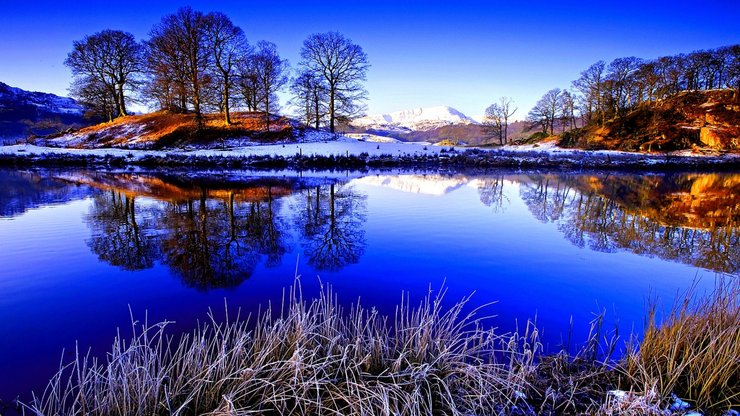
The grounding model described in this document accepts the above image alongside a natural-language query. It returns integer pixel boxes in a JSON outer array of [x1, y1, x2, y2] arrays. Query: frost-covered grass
[[19, 283, 539, 415], [19, 279, 739, 415]]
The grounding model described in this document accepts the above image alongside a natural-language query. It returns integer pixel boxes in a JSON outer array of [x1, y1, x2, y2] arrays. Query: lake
[[0, 168, 737, 405]]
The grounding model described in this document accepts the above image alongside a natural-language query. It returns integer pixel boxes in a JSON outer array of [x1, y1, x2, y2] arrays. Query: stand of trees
[[65, 8, 369, 132], [526, 44, 740, 135]]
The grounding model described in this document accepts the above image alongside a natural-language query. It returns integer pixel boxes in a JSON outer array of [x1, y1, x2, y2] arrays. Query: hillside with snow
[[352, 106, 477, 133], [0, 82, 88, 143]]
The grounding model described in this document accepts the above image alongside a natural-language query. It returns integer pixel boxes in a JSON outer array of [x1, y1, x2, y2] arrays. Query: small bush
[[559, 128, 585, 148]]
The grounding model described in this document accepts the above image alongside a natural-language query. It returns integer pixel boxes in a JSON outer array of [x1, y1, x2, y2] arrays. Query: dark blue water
[[0, 169, 737, 406]]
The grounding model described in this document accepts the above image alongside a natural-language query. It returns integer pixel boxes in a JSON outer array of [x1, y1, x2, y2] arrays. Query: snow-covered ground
[[1, 132, 736, 167], [0, 134, 441, 160]]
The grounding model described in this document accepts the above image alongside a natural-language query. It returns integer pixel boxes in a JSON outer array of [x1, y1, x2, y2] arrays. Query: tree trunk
[[117, 84, 127, 117], [223, 76, 231, 125], [329, 88, 335, 133], [265, 94, 270, 132]]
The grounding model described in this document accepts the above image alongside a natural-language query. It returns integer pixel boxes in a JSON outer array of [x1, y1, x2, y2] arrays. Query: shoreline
[[1, 141, 739, 171]]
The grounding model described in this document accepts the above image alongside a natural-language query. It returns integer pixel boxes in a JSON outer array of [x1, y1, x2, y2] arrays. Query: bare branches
[[483, 97, 517, 145], [65, 30, 143, 121], [300, 32, 370, 133]]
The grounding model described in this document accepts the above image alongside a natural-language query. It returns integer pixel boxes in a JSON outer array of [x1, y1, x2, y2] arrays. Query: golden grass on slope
[[59, 111, 295, 149], [626, 278, 740, 412]]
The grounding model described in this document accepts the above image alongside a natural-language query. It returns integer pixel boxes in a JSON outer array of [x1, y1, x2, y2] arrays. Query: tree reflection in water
[[293, 183, 367, 271], [518, 173, 740, 274], [80, 174, 366, 288], [86, 191, 157, 271], [32, 169, 739, 288]]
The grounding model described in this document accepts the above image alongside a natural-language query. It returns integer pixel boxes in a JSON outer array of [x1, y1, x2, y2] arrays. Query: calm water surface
[[0, 168, 738, 404]]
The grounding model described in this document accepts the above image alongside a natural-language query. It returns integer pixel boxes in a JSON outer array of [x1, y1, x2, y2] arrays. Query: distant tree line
[[65, 7, 369, 132], [525, 45, 740, 136]]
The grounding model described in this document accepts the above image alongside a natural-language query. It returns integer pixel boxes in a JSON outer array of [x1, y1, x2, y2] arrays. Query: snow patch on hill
[[0, 82, 84, 116], [352, 106, 477, 132]]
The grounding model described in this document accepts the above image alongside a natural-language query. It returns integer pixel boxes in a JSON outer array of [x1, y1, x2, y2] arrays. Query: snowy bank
[[1, 136, 739, 171]]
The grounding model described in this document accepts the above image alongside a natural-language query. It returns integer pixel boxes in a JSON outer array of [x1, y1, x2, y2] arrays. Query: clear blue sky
[[1, 0, 739, 118]]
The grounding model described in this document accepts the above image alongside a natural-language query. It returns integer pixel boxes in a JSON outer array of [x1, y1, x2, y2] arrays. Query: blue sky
[[1, 0, 739, 118]]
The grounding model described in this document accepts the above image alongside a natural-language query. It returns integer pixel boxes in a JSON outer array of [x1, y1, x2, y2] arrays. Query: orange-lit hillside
[[46, 111, 295, 149], [561, 90, 740, 153]]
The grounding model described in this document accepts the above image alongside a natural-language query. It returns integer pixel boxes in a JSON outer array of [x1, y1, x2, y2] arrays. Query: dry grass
[[625, 278, 740, 412], [19, 278, 739, 415], [20, 281, 539, 416], [54, 111, 295, 149]]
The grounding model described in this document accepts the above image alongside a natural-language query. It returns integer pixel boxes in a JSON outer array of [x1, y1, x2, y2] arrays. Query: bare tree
[[251, 41, 289, 131], [300, 32, 369, 133], [70, 76, 117, 121], [204, 12, 248, 125], [147, 7, 211, 128], [528, 89, 561, 135], [236, 57, 261, 112], [484, 97, 517, 145], [572, 61, 605, 125], [558, 90, 577, 132], [65, 30, 143, 119], [482, 103, 503, 144], [606, 57, 642, 117], [290, 69, 328, 129]]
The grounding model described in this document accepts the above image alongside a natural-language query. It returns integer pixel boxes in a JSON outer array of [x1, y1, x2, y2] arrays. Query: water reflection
[[87, 192, 157, 271], [0, 170, 94, 217], [517, 174, 739, 274], [70, 173, 334, 290], [293, 184, 367, 271], [1, 170, 737, 285]]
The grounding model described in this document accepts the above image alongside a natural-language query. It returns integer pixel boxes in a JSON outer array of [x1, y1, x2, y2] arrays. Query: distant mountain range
[[347, 106, 527, 145], [0, 82, 88, 143], [352, 106, 477, 133]]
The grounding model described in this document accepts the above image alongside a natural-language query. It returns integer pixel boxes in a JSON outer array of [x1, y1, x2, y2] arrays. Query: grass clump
[[625, 278, 740, 412], [21, 282, 535, 416], [19, 278, 740, 415]]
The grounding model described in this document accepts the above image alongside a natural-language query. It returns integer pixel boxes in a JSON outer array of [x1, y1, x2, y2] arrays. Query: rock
[[700, 127, 724, 148]]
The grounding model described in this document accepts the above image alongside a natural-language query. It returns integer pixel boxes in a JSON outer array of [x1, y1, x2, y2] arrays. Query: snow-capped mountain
[[352, 106, 477, 133], [0, 82, 87, 142]]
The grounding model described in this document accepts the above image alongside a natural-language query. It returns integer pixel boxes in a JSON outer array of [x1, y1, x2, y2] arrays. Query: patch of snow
[[669, 394, 692, 412], [0, 134, 441, 160]]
